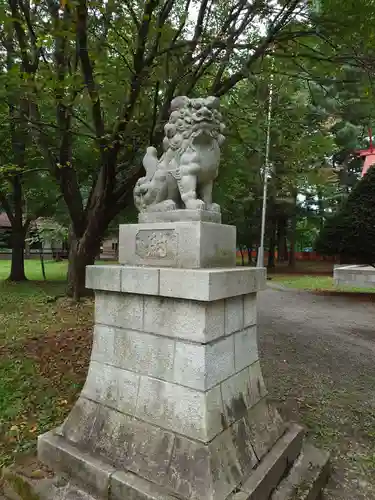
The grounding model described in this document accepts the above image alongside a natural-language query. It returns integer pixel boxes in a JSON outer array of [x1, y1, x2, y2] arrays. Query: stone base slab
[[118, 221, 236, 269], [138, 209, 221, 224], [38, 398, 286, 500], [35, 420, 330, 500], [333, 264, 375, 289], [86, 265, 266, 301], [270, 443, 330, 500], [241, 423, 304, 499]]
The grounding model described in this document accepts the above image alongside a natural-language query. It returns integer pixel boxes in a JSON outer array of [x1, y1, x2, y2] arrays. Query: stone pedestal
[[334, 264, 375, 289], [38, 215, 329, 500]]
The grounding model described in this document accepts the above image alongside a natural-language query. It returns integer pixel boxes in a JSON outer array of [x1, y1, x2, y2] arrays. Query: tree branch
[[213, 0, 302, 96], [76, 0, 106, 142], [123, 0, 140, 31], [8, 0, 34, 73]]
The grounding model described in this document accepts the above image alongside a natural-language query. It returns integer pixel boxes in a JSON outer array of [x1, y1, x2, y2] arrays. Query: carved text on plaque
[[135, 230, 177, 259]]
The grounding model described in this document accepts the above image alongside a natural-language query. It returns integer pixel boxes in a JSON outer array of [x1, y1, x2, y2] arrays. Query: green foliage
[[27, 219, 68, 249], [316, 167, 375, 264]]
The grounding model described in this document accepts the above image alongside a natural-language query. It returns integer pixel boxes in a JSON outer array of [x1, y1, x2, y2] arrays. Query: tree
[[3, 0, 333, 298], [316, 166, 375, 265], [215, 55, 336, 268]]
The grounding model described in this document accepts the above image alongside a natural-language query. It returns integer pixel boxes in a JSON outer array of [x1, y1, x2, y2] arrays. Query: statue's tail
[[143, 147, 159, 179]]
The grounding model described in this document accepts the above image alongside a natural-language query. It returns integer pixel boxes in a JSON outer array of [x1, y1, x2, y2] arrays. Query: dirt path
[[258, 287, 375, 499]]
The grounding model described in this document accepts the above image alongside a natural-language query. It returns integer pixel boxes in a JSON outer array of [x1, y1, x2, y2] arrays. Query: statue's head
[[163, 96, 225, 150]]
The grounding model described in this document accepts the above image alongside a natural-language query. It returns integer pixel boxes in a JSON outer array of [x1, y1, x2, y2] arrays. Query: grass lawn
[[0, 259, 68, 281], [270, 274, 375, 293], [0, 260, 93, 466]]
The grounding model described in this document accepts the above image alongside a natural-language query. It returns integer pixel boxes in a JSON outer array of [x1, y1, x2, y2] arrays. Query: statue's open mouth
[[192, 121, 215, 132]]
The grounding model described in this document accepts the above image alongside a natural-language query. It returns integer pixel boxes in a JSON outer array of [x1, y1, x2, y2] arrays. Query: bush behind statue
[[315, 166, 375, 266]]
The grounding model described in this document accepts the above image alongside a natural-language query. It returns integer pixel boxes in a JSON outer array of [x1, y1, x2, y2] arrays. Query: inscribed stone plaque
[[135, 230, 177, 260]]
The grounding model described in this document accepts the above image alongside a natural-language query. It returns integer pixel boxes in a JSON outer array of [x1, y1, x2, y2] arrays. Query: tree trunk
[[39, 242, 46, 280], [288, 197, 298, 268], [8, 175, 27, 282], [317, 187, 324, 231], [247, 246, 252, 266], [67, 233, 100, 300], [9, 228, 27, 281], [239, 247, 245, 266], [268, 220, 276, 268], [277, 217, 288, 262]]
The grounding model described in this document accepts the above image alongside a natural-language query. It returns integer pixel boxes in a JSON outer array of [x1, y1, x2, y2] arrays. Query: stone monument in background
[[37, 96, 329, 499]]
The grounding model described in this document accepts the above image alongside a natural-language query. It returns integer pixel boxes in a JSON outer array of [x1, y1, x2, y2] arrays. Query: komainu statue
[[134, 96, 225, 213]]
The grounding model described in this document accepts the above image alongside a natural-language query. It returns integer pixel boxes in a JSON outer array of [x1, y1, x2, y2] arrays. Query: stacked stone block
[[38, 216, 329, 500]]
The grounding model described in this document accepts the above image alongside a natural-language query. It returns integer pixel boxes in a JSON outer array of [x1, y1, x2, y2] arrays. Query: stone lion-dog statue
[[134, 96, 226, 213]]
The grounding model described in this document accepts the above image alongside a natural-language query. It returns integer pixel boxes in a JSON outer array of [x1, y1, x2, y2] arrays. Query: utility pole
[[256, 56, 274, 268]]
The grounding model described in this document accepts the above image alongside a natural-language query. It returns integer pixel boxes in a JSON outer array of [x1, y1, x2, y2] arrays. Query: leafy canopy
[[316, 166, 375, 265]]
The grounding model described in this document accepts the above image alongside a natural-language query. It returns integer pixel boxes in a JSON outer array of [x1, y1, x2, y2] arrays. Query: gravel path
[[258, 287, 375, 499]]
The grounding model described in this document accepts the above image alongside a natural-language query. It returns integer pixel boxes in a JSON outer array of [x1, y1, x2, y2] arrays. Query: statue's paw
[[185, 199, 206, 210], [147, 200, 177, 213], [163, 200, 177, 211], [209, 203, 221, 213]]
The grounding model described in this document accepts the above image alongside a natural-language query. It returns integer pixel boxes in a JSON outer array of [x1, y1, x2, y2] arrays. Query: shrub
[[316, 166, 375, 265]]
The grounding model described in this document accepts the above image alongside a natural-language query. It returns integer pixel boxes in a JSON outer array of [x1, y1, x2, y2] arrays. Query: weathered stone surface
[[243, 293, 257, 328], [245, 401, 286, 461], [165, 436, 212, 499], [34, 478, 100, 500], [114, 328, 175, 380], [87, 266, 161, 296], [334, 264, 375, 289], [86, 265, 121, 292], [225, 296, 244, 335], [138, 209, 221, 224], [81, 361, 139, 415], [173, 336, 234, 390], [248, 361, 267, 405], [221, 368, 252, 426], [87, 268, 265, 303], [220, 362, 266, 427], [119, 222, 235, 269], [60, 485, 98, 500], [38, 431, 115, 498], [110, 471, 178, 500], [59, 398, 99, 447], [208, 428, 244, 499], [241, 423, 305, 500], [234, 326, 258, 372], [229, 418, 259, 476], [95, 291, 143, 331], [136, 229, 178, 261], [143, 296, 225, 343], [92, 326, 175, 382], [91, 324, 116, 365], [91, 406, 175, 485], [136, 376, 224, 441], [121, 266, 160, 295], [159, 268, 264, 301], [271, 443, 330, 500], [165, 425, 256, 500]]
